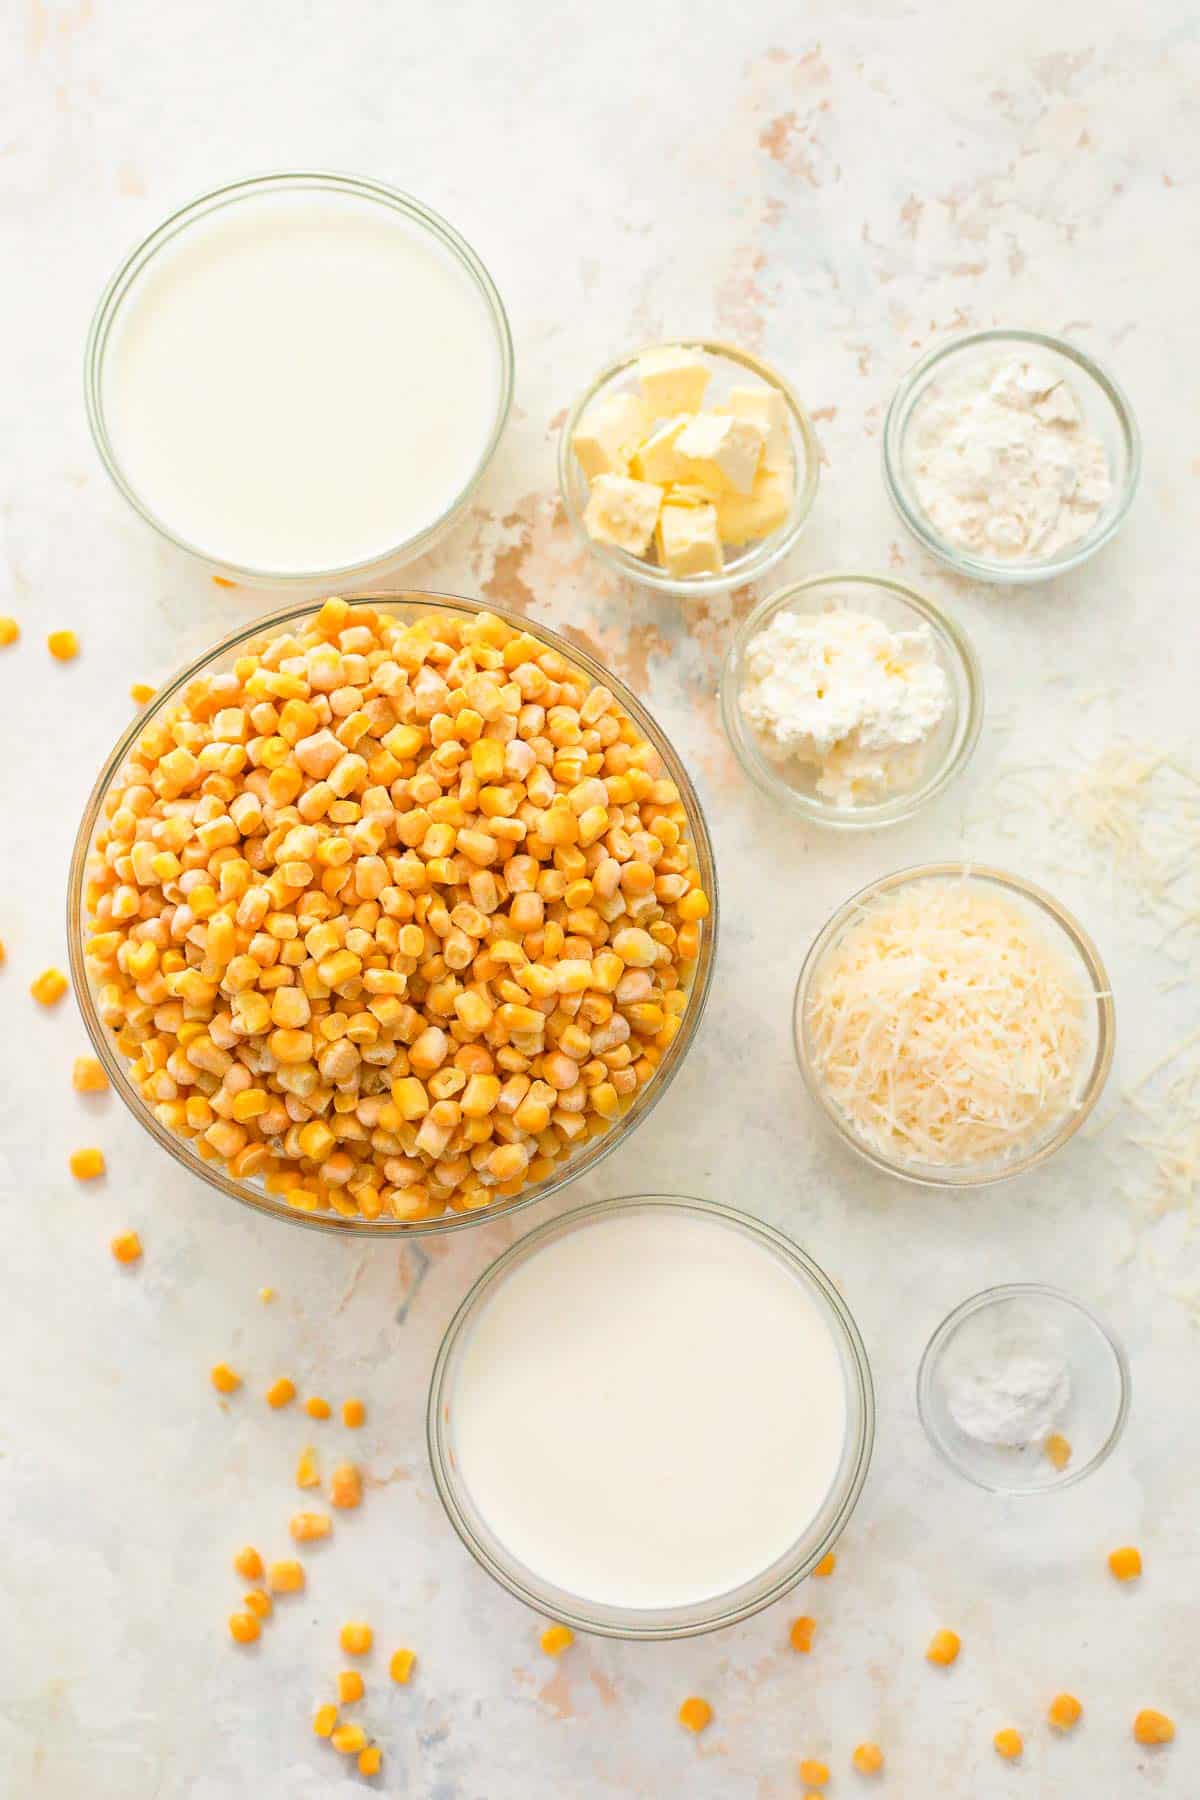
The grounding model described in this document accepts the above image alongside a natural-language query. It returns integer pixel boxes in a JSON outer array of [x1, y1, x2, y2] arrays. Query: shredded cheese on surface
[[806, 879, 1091, 1168]]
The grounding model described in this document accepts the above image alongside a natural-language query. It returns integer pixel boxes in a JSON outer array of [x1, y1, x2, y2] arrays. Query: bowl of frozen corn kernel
[[558, 339, 820, 596], [68, 593, 717, 1235]]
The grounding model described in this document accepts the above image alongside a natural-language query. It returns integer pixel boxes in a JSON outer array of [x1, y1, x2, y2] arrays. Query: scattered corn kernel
[[305, 1395, 332, 1419], [340, 1620, 372, 1656], [812, 1551, 836, 1578], [357, 1745, 382, 1776], [1133, 1708, 1174, 1745], [266, 1377, 296, 1409], [993, 1729, 1022, 1760], [267, 1560, 305, 1593], [1044, 1432, 1072, 1471], [798, 1760, 829, 1786], [852, 1742, 884, 1774], [31, 967, 68, 1006], [233, 1545, 263, 1581], [48, 629, 79, 661], [331, 1723, 367, 1755], [926, 1629, 961, 1666], [296, 1446, 321, 1489], [789, 1616, 816, 1653], [69, 1148, 105, 1180], [330, 1462, 362, 1509], [258, 1286, 275, 1303], [130, 682, 156, 705], [1108, 1545, 1142, 1581], [72, 1056, 108, 1093], [337, 1669, 364, 1704], [0, 616, 19, 646], [342, 1397, 366, 1429], [289, 1510, 331, 1542], [313, 1703, 338, 1738], [678, 1697, 712, 1733], [389, 1648, 416, 1684], [243, 1589, 272, 1621], [228, 1611, 260, 1645], [110, 1231, 142, 1263], [1048, 1694, 1082, 1731], [539, 1625, 573, 1657]]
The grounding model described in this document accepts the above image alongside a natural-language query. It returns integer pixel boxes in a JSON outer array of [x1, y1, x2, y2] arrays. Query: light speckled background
[[2, 2, 1198, 1795]]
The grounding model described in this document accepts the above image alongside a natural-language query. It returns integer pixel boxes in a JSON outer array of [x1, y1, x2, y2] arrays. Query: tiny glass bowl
[[917, 1285, 1130, 1494], [883, 328, 1140, 585], [719, 572, 983, 829], [557, 338, 820, 597], [427, 1194, 875, 1640], [793, 864, 1115, 1188]]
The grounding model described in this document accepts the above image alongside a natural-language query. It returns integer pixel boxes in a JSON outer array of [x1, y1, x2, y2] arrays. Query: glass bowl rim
[[718, 570, 985, 829], [556, 336, 821, 598], [66, 590, 719, 1238], [425, 1192, 875, 1639], [792, 861, 1116, 1187], [83, 169, 516, 587], [915, 1281, 1131, 1493], [882, 326, 1141, 586]]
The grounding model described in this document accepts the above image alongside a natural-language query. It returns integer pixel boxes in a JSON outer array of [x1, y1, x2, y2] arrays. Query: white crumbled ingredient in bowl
[[947, 1348, 1071, 1448], [909, 356, 1112, 561], [738, 609, 950, 807]]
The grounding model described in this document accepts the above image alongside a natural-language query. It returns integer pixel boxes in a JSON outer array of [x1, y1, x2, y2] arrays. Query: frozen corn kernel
[[289, 1510, 331, 1542], [389, 1648, 416, 1684], [267, 1560, 305, 1593], [926, 1629, 961, 1666], [1108, 1545, 1142, 1581], [331, 1723, 367, 1755], [339, 1620, 372, 1656], [993, 1729, 1022, 1760], [798, 1760, 829, 1786], [243, 1589, 272, 1621], [228, 1611, 260, 1645], [110, 1231, 142, 1264], [337, 1669, 364, 1704], [330, 1462, 362, 1509], [296, 1446, 321, 1489], [1048, 1694, 1082, 1731], [789, 1616, 816, 1653], [313, 1703, 338, 1738], [1133, 1708, 1174, 1745], [0, 616, 19, 646], [266, 1377, 296, 1409], [233, 1545, 263, 1581], [48, 629, 79, 661], [812, 1551, 836, 1578], [69, 1148, 105, 1180], [539, 1624, 573, 1657], [852, 1742, 884, 1774], [678, 1697, 712, 1733], [258, 1287, 275, 1303], [357, 1745, 382, 1776], [130, 681, 156, 705], [72, 1056, 108, 1093], [1044, 1432, 1072, 1471], [31, 968, 68, 1006], [342, 1397, 366, 1429], [305, 1395, 331, 1420]]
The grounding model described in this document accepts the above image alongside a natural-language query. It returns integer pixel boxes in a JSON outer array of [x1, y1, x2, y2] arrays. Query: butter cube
[[630, 415, 690, 485], [726, 385, 791, 467], [713, 464, 794, 546], [637, 345, 711, 418], [675, 413, 765, 495], [583, 473, 662, 557], [656, 502, 724, 577], [572, 393, 648, 480]]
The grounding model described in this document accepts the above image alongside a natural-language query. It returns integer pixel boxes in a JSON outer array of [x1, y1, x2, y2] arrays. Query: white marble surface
[[3, 2, 1198, 1794]]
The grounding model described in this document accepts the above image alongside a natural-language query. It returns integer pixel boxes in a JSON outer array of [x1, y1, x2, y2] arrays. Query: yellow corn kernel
[[1108, 1545, 1142, 1581], [210, 1363, 241, 1395], [539, 1625, 572, 1657], [267, 1560, 305, 1594], [296, 1445, 321, 1489], [331, 1724, 367, 1756], [72, 1056, 108, 1093], [798, 1761, 829, 1786], [32, 967, 68, 1006], [228, 1611, 260, 1645], [243, 1588, 272, 1620], [330, 1462, 362, 1510], [391, 1075, 429, 1120], [812, 1551, 836, 1578], [110, 1230, 142, 1264], [305, 1395, 331, 1421], [676, 887, 709, 922], [852, 1741, 884, 1774], [1044, 1432, 1072, 1471], [48, 629, 79, 661], [337, 1669, 364, 1704], [339, 1620, 372, 1656], [266, 1377, 296, 1410], [926, 1628, 960, 1666], [313, 1703, 338, 1738], [342, 1397, 366, 1429], [789, 1616, 816, 1653], [1133, 1709, 1174, 1745], [993, 1729, 1022, 1760], [0, 616, 19, 646], [258, 1287, 275, 1303], [389, 1647, 416, 1684], [130, 681, 156, 705], [357, 1745, 382, 1777], [69, 1148, 105, 1181], [289, 1510, 332, 1542], [233, 1545, 263, 1581], [678, 1696, 712, 1734], [1048, 1694, 1082, 1731]]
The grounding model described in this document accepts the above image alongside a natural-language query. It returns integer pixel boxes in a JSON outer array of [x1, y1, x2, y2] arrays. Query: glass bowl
[[66, 593, 718, 1238], [917, 1285, 1130, 1493], [883, 328, 1140, 584], [84, 171, 515, 587], [557, 338, 820, 597], [426, 1194, 875, 1640], [793, 864, 1115, 1187], [719, 572, 983, 828]]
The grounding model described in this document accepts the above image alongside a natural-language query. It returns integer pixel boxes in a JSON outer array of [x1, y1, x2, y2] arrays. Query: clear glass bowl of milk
[[427, 1195, 874, 1638], [85, 173, 514, 585]]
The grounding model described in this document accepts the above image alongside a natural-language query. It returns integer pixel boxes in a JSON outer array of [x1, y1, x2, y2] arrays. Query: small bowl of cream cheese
[[720, 572, 983, 827], [883, 328, 1140, 584]]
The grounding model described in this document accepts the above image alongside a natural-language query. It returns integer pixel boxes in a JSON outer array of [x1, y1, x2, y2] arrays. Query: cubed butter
[[583, 474, 663, 556], [637, 345, 711, 418], [572, 393, 648, 479], [675, 413, 765, 495], [656, 503, 724, 577], [726, 385, 791, 467], [713, 464, 794, 546], [630, 415, 690, 485]]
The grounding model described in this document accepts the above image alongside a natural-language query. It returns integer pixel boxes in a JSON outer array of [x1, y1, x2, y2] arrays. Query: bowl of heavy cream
[[427, 1195, 874, 1638], [86, 172, 513, 584]]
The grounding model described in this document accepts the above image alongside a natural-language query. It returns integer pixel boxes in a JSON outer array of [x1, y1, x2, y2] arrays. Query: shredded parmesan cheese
[[806, 878, 1091, 1168]]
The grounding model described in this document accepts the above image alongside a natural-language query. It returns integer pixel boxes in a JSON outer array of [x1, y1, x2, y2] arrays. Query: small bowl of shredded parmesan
[[794, 865, 1114, 1186]]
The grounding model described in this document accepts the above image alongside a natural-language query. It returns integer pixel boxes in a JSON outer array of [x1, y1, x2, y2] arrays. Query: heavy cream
[[450, 1208, 849, 1610], [101, 189, 504, 573]]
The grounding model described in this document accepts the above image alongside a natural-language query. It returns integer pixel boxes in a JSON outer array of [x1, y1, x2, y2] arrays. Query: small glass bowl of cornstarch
[[794, 865, 1115, 1186], [883, 329, 1140, 584]]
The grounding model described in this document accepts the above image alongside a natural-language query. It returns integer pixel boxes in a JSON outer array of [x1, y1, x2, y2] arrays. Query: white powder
[[946, 1344, 1071, 1448], [909, 356, 1112, 561], [738, 608, 950, 807]]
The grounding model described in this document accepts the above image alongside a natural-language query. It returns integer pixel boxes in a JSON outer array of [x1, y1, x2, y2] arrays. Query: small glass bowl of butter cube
[[558, 340, 820, 596], [720, 573, 983, 828]]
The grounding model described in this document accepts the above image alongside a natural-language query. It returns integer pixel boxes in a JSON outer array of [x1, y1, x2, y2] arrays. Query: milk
[[102, 190, 504, 573], [451, 1209, 849, 1610]]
